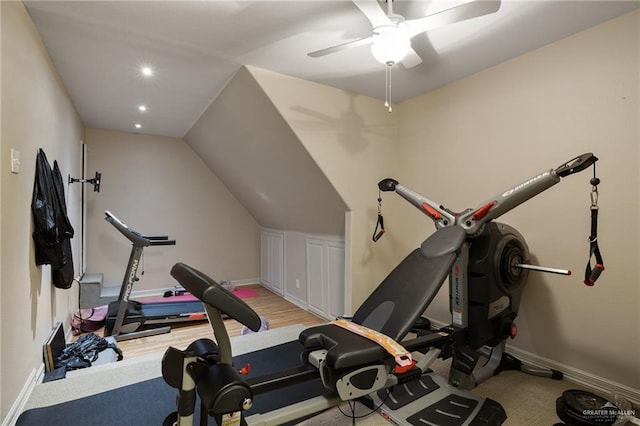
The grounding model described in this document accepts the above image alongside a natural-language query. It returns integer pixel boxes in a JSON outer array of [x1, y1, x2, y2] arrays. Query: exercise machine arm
[[458, 153, 598, 234], [378, 178, 455, 228], [379, 153, 598, 235]]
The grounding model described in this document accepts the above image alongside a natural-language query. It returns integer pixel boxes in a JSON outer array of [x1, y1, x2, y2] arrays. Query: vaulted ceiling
[[24, 1, 638, 138]]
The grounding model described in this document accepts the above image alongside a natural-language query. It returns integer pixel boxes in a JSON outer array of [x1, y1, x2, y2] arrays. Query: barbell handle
[[514, 264, 572, 276]]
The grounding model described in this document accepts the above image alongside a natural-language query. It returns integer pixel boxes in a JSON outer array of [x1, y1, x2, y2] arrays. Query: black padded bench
[[299, 226, 465, 396]]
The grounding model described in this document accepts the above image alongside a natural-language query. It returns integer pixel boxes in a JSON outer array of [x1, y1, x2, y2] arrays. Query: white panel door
[[326, 241, 345, 319], [269, 232, 284, 295], [306, 239, 325, 317], [260, 231, 269, 287]]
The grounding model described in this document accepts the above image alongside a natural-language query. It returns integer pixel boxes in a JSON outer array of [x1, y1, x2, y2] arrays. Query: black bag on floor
[[55, 333, 122, 371]]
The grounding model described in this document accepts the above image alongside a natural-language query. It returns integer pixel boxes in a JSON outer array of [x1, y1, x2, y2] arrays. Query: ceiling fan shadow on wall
[[308, 0, 501, 112]]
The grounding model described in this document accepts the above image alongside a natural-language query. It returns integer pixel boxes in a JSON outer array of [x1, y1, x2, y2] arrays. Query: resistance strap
[[584, 165, 605, 286], [332, 319, 413, 370], [372, 190, 385, 242]]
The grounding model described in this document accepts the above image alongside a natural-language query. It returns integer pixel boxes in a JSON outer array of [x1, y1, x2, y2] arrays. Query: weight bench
[[163, 153, 599, 425], [163, 225, 506, 425], [299, 226, 464, 395]]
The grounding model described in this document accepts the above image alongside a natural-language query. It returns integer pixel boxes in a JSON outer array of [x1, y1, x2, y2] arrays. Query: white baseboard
[[2, 364, 45, 426], [506, 345, 640, 408], [231, 278, 260, 287], [427, 318, 639, 408], [123, 277, 261, 299], [130, 288, 167, 298], [284, 293, 307, 311]]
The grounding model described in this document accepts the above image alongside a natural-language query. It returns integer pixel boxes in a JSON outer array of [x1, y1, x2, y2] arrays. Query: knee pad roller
[[192, 363, 253, 415]]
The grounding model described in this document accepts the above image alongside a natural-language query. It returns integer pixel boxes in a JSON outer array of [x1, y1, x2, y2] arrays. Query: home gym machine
[[103, 211, 208, 341], [160, 153, 601, 426]]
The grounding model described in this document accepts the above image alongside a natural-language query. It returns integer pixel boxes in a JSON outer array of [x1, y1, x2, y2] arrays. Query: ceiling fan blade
[[401, 47, 423, 69], [406, 0, 501, 38], [352, 0, 393, 28], [307, 35, 373, 58]]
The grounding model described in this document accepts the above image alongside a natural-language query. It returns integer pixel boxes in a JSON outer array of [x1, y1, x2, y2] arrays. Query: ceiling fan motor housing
[[371, 21, 411, 64]]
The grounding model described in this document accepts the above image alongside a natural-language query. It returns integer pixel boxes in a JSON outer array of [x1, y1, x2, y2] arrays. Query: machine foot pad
[[378, 375, 440, 410], [406, 394, 478, 426]]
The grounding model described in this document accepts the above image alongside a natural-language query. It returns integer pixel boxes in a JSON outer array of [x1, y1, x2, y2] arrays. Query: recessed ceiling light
[[135, 123, 142, 129], [138, 105, 147, 112], [141, 66, 153, 77]]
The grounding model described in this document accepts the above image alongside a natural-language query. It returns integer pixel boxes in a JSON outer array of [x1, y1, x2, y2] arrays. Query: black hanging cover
[[51, 160, 75, 288], [31, 149, 75, 289]]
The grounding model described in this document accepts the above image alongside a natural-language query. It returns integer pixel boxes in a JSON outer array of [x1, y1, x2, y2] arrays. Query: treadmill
[[103, 211, 207, 341]]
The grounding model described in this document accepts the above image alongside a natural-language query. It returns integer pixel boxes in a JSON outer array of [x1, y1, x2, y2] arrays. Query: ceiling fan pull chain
[[384, 65, 389, 109], [385, 64, 393, 113]]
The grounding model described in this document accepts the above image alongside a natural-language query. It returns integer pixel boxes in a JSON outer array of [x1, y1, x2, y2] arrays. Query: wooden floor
[[104, 284, 327, 359]]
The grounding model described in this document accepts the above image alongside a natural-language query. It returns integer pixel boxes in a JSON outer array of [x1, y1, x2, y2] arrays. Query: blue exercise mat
[[17, 340, 326, 425]]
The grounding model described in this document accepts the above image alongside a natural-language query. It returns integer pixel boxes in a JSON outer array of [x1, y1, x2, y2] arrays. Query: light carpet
[[21, 324, 614, 425]]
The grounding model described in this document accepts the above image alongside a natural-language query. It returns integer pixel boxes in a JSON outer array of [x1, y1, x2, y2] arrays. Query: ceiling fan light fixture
[[370, 23, 410, 65]]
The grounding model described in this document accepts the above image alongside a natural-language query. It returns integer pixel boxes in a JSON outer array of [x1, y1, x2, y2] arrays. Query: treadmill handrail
[[105, 210, 175, 247], [150, 239, 176, 246]]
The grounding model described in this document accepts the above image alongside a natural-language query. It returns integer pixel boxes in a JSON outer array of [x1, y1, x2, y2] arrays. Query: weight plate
[[557, 390, 618, 426], [563, 389, 611, 412]]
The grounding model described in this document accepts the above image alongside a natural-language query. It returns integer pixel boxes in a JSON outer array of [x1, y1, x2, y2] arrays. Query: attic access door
[[260, 229, 284, 295], [307, 236, 345, 320]]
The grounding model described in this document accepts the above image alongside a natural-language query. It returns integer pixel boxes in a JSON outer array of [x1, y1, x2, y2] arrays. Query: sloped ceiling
[[23, 1, 639, 138], [185, 67, 348, 235]]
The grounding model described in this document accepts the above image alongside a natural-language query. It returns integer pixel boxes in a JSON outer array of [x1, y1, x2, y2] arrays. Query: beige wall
[[249, 66, 409, 311], [396, 11, 639, 391], [2, 3, 638, 420], [185, 67, 348, 238], [1, 2, 84, 421], [0, 0, 4, 416], [84, 128, 260, 292]]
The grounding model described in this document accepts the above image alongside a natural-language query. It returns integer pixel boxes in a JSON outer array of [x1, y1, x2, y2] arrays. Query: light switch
[[11, 149, 21, 174]]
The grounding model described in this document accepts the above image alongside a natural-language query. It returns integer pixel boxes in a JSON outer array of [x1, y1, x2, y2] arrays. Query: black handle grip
[[584, 264, 604, 286], [378, 178, 399, 192], [150, 239, 176, 246]]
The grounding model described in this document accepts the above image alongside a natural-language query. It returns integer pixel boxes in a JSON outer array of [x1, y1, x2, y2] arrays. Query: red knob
[[510, 323, 518, 339]]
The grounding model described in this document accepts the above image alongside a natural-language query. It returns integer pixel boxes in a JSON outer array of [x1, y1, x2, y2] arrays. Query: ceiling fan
[[308, 0, 502, 68], [308, 0, 501, 112]]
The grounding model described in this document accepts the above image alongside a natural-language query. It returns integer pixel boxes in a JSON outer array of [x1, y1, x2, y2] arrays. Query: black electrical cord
[[337, 389, 392, 425]]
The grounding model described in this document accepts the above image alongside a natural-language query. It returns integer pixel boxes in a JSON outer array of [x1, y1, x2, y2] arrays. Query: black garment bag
[[31, 149, 74, 289]]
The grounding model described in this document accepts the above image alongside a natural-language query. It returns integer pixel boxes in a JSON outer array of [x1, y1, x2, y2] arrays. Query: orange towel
[[332, 319, 412, 367]]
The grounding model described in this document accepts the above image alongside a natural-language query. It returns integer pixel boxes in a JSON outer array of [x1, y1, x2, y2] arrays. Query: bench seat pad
[[300, 324, 386, 370]]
